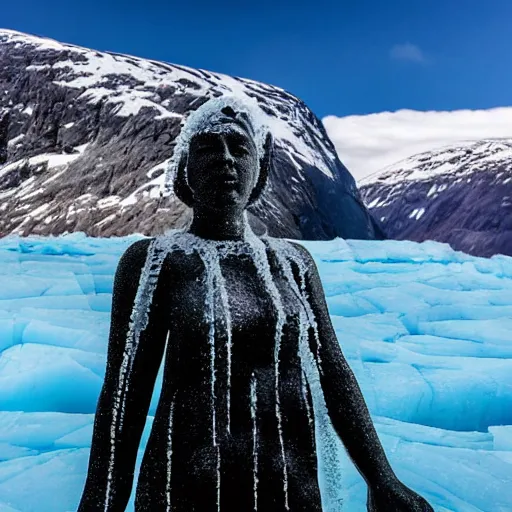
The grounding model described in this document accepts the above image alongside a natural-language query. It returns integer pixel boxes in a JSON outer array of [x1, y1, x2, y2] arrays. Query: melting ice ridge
[[0, 233, 511, 511]]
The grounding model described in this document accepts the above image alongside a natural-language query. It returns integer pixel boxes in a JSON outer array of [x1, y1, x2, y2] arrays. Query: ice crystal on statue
[[165, 399, 174, 512], [250, 372, 259, 510], [246, 230, 290, 509], [269, 239, 344, 511], [162, 95, 269, 197], [198, 244, 222, 510], [215, 257, 233, 434], [105, 237, 168, 509]]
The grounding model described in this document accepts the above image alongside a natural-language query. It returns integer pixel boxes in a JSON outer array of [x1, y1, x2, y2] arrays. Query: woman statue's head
[[166, 95, 273, 214]]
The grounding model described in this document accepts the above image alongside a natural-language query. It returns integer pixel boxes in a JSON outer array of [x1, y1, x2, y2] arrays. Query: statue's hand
[[367, 478, 434, 512]]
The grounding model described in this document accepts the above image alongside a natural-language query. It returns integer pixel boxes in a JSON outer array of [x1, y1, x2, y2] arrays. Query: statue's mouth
[[219, 176, 238, 186]]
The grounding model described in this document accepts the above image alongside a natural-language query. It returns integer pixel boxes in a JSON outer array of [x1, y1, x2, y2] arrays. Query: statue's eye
[[195, 143, 212, 154], [193, 134, 217, 153], [232, 145, 249, 156]]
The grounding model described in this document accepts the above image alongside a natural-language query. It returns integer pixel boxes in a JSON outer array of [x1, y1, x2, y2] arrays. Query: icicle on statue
[[77, 95, 434, 511]]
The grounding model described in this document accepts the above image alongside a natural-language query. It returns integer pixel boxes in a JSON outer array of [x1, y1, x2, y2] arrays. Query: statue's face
[[187, 123, 259, 211]]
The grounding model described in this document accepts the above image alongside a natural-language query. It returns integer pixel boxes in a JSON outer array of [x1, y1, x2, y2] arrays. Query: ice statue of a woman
[[77, 96, 433, 511]]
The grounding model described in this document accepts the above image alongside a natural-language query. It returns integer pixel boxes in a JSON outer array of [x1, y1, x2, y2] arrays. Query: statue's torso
[[135, 238, 322, 511]]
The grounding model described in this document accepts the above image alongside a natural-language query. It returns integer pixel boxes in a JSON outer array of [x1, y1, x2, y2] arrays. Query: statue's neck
[[188, 208, 250, 241]]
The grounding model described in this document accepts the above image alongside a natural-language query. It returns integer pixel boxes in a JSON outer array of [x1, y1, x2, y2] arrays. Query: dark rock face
[[0, 29, 381, 241], [359, 139, 512, 257]]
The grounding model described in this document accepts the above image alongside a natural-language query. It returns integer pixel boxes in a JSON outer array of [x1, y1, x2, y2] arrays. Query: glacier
[[0, 233, 510, 512]]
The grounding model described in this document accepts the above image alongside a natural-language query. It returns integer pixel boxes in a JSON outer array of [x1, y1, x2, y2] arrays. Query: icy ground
[[0, 233, 510, 512]]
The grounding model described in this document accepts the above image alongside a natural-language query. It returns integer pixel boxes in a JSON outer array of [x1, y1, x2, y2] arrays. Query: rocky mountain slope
[[0, 29, 383, 241], [359, 139, 512, 257]]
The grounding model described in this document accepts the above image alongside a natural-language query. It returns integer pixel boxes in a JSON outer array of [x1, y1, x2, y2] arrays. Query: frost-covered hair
[[163, 95, 270, 202]]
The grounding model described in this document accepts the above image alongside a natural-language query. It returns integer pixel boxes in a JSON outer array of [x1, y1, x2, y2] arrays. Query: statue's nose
[[220, 140, 235, 164]]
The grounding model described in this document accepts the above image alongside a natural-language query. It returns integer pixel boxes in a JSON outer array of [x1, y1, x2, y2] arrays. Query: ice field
[[0, 233, 511, 512]]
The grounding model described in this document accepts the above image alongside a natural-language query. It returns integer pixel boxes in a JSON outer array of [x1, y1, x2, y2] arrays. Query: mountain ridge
[[0, 29, 382, 240], [359, 139, 512, 257]]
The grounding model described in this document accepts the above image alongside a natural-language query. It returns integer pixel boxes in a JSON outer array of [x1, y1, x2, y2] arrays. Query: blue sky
[[2, 0, 512, 118]]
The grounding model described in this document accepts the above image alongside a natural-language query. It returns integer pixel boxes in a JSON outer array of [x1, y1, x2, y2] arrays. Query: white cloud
[[390, 43, 426, 63], [322, 107, 512, 183]]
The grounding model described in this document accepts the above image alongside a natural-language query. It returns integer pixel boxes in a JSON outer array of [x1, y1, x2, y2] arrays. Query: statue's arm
[[77, 238, 169, 511], [289, 242, 396, 487], [290, 242, 433, 511]]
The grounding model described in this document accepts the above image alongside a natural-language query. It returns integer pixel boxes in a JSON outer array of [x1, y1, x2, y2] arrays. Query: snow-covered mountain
[[359, 139, 512, 257], [0, 29, 382, 241]]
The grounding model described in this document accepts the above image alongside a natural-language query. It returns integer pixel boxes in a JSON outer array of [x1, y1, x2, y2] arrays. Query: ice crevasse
[[0, 233, 510, 512]]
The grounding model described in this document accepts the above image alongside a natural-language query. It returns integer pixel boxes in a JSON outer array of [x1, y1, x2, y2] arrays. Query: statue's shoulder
[[119, 237, 154, 269], [266, 237, 314, 266], [112, 238, 155, 294], [117, 235, 178, 285], [287, 240, 313, 259]]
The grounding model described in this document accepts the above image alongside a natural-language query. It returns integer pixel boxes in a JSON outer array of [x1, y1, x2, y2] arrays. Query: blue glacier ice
[[0, 233, 510, 512]]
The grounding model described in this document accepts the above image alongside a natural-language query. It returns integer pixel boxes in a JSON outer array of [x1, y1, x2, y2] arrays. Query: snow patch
[[97, 196, 121, 209], [1, 29, 336, 182], [7, 134, 25, 146]]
